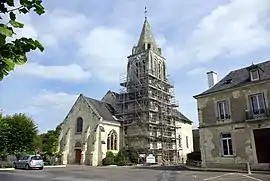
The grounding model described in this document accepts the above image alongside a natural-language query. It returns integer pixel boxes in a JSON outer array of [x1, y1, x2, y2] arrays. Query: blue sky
[[1, 0, 270, 133]]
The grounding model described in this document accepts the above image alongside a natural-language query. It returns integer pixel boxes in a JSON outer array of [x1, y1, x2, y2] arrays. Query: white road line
[[203, 173, 235, 180], [238, 173, 263, 181]]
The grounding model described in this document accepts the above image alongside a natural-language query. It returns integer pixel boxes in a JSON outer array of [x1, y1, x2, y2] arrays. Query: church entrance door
[[75, 149, 82, 164]]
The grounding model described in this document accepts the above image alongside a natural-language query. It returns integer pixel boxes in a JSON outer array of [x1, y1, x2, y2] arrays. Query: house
[[194, 60, 270, 169]]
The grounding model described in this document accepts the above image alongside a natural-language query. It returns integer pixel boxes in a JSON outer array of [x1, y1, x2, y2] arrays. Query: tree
[[40, 123, 62, 154], [0, 113, 38, 156], [0, 0, 45, 80]]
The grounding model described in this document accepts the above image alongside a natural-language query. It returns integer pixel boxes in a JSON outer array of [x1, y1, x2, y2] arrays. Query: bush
[[114, 149, 128, 166], [187, 151, 201, 161], [0, 161, 13, 168], [102, 157, 114, 166]]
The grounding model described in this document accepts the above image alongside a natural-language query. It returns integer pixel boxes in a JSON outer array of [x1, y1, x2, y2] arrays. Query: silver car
[[13, 155, 44, 170]]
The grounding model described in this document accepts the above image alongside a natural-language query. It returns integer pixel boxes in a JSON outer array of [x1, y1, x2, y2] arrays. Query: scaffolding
[[116, 53, 180, 164]]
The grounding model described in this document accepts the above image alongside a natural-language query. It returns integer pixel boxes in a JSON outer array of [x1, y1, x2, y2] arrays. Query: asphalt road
[[0, 165, 269, 181]]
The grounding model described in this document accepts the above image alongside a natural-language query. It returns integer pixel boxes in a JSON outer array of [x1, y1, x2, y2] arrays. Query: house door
[[253, 128, 270, 163], [75, 149, 82, 164]]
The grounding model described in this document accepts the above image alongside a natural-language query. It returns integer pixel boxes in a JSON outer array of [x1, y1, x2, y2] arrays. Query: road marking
[[203, 173, 235, 180], [237, 173, 263, 181]]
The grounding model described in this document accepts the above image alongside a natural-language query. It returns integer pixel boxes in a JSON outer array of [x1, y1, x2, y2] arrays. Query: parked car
[[13, 155, 44, 170]]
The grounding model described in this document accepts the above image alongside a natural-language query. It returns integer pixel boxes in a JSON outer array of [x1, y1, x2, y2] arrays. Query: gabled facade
[[58, 94, 121, 166], [194, 60, 270, 169]]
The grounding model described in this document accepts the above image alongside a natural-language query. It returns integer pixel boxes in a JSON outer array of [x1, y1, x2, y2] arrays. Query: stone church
[[58, 17, 193, 166]]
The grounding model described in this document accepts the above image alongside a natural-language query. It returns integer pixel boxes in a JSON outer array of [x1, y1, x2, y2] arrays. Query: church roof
[[136, 18, 160, 54], [82, 95, 121, 124], [171, 109, 193, 124]]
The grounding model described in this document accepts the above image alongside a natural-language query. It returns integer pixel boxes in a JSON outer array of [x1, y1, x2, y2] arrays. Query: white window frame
[[217, 100, 230, 120], [250, 69, 259, 81], [221, 133, 233, 156], [249, 93, 265, 115]]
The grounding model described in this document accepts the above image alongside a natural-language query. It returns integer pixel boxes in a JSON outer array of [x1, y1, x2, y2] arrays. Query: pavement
[[0, 165, 269, 181]]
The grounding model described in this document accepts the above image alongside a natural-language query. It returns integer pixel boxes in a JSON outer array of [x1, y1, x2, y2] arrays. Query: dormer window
[[250, 69, 259, 81]]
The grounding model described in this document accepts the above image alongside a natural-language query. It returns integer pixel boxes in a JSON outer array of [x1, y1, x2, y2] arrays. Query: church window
[[76, 117, 83, 134], [75, 141, 82, 148], [147, 43, 151, 49], [107, 130, 117, 150]]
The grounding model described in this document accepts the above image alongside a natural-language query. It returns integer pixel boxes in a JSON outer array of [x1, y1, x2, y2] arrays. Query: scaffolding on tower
[[116, 54, 180, 164]]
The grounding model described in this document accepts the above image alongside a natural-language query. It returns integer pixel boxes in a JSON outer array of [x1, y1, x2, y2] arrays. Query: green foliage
[[114, 148, 128, 166], [0, 113, 38, 156], [106, 151, 114, 158], [40, 127, 61, 154], [127, 149, 139, 164], [0, 0, 45, 80], [102, 151, 115, 166]]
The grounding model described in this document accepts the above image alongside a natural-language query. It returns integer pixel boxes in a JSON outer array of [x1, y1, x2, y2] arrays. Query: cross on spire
[[144, 6, 147, 19]]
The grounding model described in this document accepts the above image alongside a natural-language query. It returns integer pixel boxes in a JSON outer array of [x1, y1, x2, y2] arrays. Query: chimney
[[207, 71, 217, 88]]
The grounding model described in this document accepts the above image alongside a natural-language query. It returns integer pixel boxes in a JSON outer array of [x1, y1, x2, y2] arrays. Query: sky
[[1, 0, 270, 133]]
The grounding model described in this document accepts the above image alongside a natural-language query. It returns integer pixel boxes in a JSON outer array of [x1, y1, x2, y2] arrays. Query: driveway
[[0, 165, 269, 181]]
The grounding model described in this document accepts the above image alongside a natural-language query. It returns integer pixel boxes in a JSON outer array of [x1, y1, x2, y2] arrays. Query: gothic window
[[107, 130, 117, 150], [75, 141, 82, 148], [76, 117, 83, 133]]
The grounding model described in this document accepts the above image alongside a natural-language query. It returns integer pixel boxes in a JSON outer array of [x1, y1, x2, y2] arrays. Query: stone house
[[194, 60, 270, 169]]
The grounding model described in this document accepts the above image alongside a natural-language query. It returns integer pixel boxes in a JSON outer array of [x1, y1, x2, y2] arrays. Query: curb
[[184, 166, 270, 175], [0, 165, 67, 171], [0, 168, 15, 171], [44, 165, 67, 168]]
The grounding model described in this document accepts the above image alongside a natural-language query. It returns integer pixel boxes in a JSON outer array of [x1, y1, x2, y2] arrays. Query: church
[[58, 17, 194, 166]]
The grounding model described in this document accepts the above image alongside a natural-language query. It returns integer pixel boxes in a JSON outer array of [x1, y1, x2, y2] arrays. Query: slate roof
[[172, 109, 193, 124], [83, 95, 121, 124], [111, 91, 120, 99], [194, 60, 270, 98]]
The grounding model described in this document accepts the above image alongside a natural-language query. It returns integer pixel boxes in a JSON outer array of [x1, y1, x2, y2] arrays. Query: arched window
[[107, 130, 117, 150], [76, 117, 83, 133], [75, 141, 82, 148]]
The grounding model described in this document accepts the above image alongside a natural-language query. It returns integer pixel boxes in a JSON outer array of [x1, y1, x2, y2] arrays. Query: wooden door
[[75, 149, 82, 164]]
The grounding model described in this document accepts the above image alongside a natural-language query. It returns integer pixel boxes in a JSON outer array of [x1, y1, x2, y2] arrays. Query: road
[[0, 165, 269, 181]]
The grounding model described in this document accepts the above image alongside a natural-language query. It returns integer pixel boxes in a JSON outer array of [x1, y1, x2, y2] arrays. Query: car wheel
[[25, 164, 29, 170], [39, 167, 43, 170]]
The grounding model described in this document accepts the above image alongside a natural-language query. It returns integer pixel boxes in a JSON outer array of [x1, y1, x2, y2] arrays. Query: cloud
[[2, 90, 79, 133], [78, 26, 134, 83], [14, 63, 91, 83], [187, 67, 207, 76], [167, 0, 270, 68]]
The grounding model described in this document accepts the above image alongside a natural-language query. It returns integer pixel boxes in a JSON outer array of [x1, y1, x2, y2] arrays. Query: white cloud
[[2, 90, 79, 133], [187, 67, 207, 76], [166, 0, 270, 69], [15, 63, 91, 82], [79, 26, 134, 82]]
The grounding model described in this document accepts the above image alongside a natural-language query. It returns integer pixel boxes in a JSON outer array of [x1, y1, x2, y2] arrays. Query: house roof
[[172, 109, 193, 124], [194, 60, 270, 98], [82, 95, 121, 124]]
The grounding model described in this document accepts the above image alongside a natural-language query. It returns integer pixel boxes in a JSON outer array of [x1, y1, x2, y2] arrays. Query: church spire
[[135, 7, 160, 54]]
